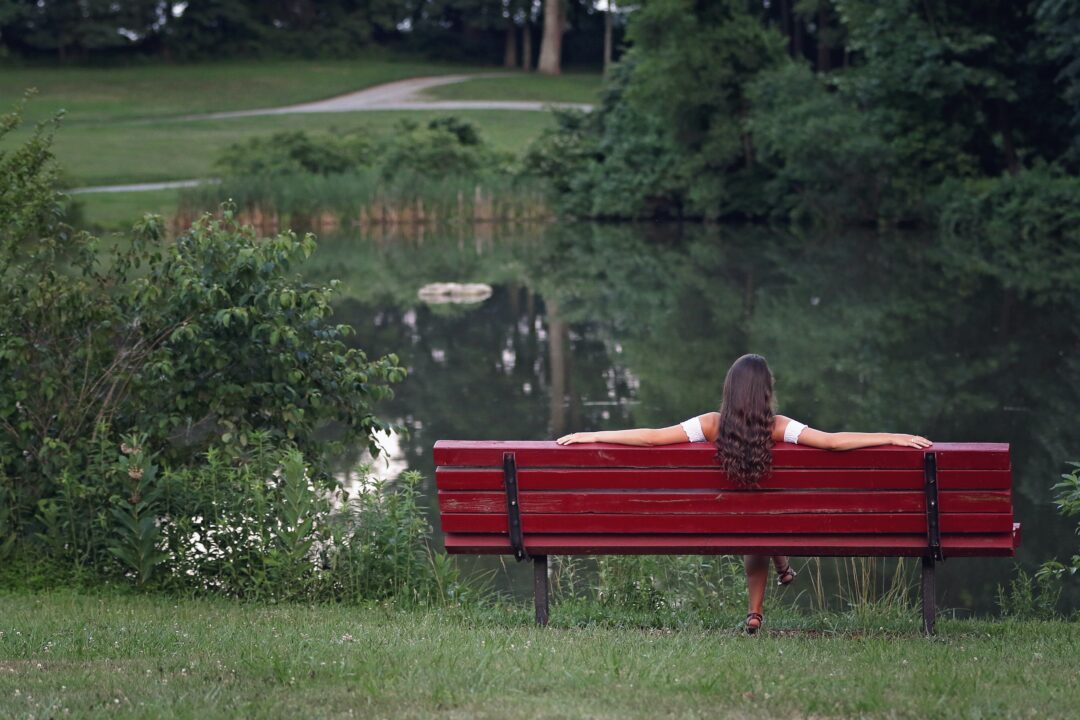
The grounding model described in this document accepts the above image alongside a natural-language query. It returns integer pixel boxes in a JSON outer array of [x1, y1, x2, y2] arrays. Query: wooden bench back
[[434, 441, 1020, 558]]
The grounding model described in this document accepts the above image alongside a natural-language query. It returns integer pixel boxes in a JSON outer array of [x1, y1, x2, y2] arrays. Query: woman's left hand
[[556, 432, 598, 445], [889, 434, 933, 448]]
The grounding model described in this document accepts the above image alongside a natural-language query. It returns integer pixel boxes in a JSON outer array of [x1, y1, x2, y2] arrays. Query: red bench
[[434, 440, 1021, 633]]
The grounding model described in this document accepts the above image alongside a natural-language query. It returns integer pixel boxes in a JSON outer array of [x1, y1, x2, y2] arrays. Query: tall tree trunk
[[522, 20, 533, 72], [538, 0, 563, 76], [504, 22, 518, 67], [603, 3, 614, 72], [792, 15, 804, 59], [816, 6, 831, 72]]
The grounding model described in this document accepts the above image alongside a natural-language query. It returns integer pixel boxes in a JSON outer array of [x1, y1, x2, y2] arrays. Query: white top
[[784, 419, 808, 444], [680, 416, 707, 443], [679, 415, 809, 445]]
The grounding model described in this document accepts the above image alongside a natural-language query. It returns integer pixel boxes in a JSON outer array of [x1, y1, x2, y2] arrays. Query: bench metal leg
[[534, 555, 549, 627], [921, 556, 936, 635]]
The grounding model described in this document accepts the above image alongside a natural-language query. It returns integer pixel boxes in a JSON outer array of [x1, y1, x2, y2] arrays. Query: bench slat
[[438, 490, 1011, 515], [442, 531, 1020, 557], [439, 512, 1013, 535], [435, 468, 1012, 491], [433, 441, 1009, 470]]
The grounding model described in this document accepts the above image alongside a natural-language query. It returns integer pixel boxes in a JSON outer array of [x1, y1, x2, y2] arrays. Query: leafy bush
[[215, 118, 508, 183], [0, 102, 463, 603], [150, 435, 460, 602], [376, 119, 510, 180], [1039, 462, 1080, 583], [216, 130, 373, 176]]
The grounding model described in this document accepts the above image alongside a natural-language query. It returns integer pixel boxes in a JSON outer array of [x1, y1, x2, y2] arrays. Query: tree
[[538, 0, 564, 75]]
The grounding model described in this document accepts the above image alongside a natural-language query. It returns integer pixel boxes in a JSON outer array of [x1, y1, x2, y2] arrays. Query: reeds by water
[[174, 172, 553, 236]]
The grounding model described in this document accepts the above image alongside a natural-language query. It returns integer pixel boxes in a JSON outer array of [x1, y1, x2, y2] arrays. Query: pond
[[305, 222, 1080, 615]]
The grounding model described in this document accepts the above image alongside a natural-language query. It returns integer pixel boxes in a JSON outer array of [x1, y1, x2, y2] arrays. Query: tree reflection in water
[[305, 222, 1080, 614]]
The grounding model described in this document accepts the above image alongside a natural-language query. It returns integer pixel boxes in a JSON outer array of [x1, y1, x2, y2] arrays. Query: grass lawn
[[51, 108, 552, 229], [0, 59, 589, 229], [422, 72, 603, 104], [0, 56, 491, 126], [0, 592, 1076, 719], [70, 188, 182, 233], [49, 109, 553, 187]]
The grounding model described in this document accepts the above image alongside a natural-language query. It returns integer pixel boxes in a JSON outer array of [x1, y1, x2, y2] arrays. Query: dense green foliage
[[186, 117, 546, 224], [527, 0, 1080, 228], [0, 105, 465, 601], [1039, 463, 1080, 582], [214, 118, 509, 180]]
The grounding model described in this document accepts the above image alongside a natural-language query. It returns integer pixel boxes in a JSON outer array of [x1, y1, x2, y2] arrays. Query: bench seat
[[433, 440, 1020, 632]]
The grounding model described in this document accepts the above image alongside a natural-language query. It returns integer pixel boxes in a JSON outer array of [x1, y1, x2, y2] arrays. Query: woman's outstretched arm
[[556, 425, 692, 447], [776, 416, 931, 450]]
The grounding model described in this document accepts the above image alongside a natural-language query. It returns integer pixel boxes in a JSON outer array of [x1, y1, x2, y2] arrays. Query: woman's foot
[[745, 612, 763, 634], [776, 563, 797, 587]]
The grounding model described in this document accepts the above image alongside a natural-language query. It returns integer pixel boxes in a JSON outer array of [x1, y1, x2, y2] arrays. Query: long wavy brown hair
[[716, 354, 776, 487]]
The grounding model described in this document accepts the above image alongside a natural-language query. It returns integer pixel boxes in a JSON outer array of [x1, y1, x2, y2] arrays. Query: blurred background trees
[[0, 1, 626, 69]]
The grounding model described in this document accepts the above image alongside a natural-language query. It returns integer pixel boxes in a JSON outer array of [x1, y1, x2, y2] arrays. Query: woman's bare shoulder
[[699, 412, 721, 442], [772, 415, 796, 441]]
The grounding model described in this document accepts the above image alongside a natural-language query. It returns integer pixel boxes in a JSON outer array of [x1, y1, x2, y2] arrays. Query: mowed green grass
[[70, 188, 182, 233], [0, 57, 490, 126], [0, 593, 1076, 719], [49, 109, 553, 187], [0, 59, 593, 228], [422, 72, 603, 104]]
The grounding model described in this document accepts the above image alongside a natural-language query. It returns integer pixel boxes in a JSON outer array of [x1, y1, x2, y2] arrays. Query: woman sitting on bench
[[556, 353, 932, 633]]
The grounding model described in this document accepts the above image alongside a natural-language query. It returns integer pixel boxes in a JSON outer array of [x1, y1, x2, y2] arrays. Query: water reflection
[[304, 223, 1080, 614]]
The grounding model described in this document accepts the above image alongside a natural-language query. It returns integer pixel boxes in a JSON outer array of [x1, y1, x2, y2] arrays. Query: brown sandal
[[776, 563, 797, 586], [745, 612, 763, 634]]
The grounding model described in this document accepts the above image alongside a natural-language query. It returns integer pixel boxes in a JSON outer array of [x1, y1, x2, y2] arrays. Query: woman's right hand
[[888, 434, 933, 449]]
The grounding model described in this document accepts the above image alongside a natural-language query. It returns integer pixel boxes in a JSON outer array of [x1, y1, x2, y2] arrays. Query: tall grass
[[802, 557, 917, 616], [176, 171, 552, 235], [546, 554, 923, 627]]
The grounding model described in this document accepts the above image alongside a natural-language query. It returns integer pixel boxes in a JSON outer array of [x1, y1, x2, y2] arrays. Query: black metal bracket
[[924, 452, 943, 561], [503, 452, 529, 562]]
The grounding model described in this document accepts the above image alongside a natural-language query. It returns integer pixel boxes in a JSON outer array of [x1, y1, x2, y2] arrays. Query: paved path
[[69, 178, 219, 195], [190, 74, 592, 120], [75, 74, 592, 194]]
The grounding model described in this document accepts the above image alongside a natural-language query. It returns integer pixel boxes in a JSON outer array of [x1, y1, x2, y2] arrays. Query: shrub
[[0, 101, 444, 602], [1038, 462, 1080, 583], [216, 130, 373, 176], [214, 118, 508, 183], [374, 119, 511, 180]]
